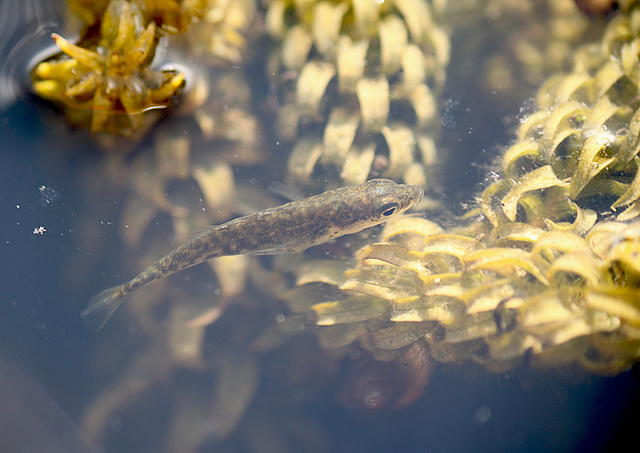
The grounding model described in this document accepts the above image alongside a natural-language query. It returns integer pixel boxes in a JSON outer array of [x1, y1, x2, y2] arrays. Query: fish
[[82, 178, 423, 330]]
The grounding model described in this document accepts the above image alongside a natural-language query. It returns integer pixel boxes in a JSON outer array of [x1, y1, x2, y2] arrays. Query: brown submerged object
[[339, 342, 433, 411]]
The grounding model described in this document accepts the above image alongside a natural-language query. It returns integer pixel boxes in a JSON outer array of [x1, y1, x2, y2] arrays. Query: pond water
[[1, 1, 640, 452]]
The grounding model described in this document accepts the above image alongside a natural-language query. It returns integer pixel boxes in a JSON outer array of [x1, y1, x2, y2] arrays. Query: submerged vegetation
[[297, 0, 640, 376], [265, 0, 449, 191], [26, 0, 640, 450]]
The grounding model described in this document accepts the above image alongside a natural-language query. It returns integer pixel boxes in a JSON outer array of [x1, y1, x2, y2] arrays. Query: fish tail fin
[[81, 285, 128, 331]]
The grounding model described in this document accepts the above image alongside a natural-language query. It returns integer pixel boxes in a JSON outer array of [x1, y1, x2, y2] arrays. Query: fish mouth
[[404, 184, 424, 208], [413, 185, 424, 204]]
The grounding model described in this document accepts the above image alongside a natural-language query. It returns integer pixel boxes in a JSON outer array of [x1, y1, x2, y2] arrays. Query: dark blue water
[[0, 98, 99, 451]]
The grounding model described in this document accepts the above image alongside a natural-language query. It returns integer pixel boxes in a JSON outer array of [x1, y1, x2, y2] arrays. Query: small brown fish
[[83, 179, 423, 330]]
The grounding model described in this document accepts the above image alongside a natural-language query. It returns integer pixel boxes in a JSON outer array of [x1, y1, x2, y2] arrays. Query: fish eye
[[374, 202, 400, 218]]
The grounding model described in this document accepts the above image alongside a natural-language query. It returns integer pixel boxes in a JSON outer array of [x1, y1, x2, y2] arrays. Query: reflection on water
[[0, 0, 64, 110], [1, 0, 640, 452]]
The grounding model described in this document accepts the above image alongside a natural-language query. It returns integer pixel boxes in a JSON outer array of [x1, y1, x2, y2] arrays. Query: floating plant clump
[[32, 0, 186, 140]]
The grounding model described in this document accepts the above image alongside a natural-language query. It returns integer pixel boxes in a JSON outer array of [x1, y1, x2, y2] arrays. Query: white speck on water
[[38, 185, 60, 207]]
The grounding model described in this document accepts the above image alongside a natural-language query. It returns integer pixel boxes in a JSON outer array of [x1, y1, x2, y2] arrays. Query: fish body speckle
[[82, 179, 423, 330]]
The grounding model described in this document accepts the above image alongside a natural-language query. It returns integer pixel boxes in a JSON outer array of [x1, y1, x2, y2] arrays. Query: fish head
[[329, 179, 423, 235], [363, 178, 424, 222]]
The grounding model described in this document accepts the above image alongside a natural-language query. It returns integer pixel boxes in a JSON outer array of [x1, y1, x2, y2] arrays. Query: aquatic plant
[[266, 0, 449, 191], [448, 0, 596, 101], [32, 0, 262, 146], [32, 0, 186, 141], [180, 0, 257, 64], [287, 0, 640, 376], [67, 0, 207, 33]]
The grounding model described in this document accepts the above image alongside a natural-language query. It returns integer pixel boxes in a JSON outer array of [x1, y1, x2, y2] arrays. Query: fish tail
[[81, 285, 128, 331]]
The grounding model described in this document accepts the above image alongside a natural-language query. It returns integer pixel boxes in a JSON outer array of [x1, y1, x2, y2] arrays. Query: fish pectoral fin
[[267, 181, 305, 202], [249, 247, 299, 255], [250, 240, 309, 255]]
